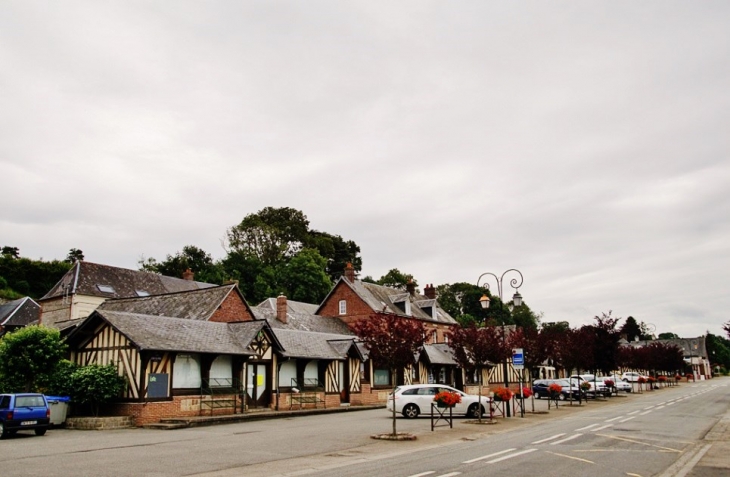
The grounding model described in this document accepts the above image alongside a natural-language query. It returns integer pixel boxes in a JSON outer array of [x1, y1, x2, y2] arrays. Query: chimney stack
[[424, 283, 436, 299], [406, 279, 415, 296], [182, 268, 194, 281], [344, 262, 356, 283], [276, 294, 288, 324]]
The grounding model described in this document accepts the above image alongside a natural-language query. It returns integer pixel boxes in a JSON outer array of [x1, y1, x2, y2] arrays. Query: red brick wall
[[319, 281, 373, 326], [209, 293, 255, 322], [108, 395, 243, 426]]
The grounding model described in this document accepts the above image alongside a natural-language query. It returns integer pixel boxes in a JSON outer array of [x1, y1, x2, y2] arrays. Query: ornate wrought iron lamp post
[[477, 269, 524, 418]]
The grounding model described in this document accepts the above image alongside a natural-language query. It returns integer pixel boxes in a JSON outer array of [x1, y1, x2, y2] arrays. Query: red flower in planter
[[433, 391, 462, 407], [493, 387, 513, 402], [521, 387, 533, 398], [657, 376, 667, 382], [548, 383, 562, 396], [647, 376, 656, 383], [604, 379, 615, 387], [675, 374, 682, 381], [637, 376, 647, 384]]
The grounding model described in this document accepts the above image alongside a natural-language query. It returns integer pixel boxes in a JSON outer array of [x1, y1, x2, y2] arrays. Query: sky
[[2, 1, 729, 338]]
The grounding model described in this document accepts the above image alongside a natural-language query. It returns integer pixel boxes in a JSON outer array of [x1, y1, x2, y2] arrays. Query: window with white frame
[[338, 299, 347, 315]]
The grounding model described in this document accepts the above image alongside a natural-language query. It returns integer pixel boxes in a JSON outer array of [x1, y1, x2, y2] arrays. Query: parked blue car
[[0, 393, 51, 438]]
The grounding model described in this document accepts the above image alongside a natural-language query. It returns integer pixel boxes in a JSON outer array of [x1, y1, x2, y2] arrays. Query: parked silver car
[[386, 384, 491, 419]]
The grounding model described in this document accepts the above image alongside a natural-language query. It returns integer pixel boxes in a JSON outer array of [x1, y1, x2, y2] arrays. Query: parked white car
[[569, 375, 609, 396], [621, 372, 648, 383], [386, 384, 491, 419], [599, 376, 632, 392]]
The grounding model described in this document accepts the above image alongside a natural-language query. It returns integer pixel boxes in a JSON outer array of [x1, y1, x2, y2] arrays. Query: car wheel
[[534, 392, 541, 399], [402, 404, 420, 419], [0, 421, 5, 439], [34, 428, 47, 436], [467, 403, 484, 418], [558, 393, 566, 401], [622, 378, 629, 382]]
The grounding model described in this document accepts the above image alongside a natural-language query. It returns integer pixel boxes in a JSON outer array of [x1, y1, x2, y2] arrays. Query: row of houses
[[1, 261, 712, 425]]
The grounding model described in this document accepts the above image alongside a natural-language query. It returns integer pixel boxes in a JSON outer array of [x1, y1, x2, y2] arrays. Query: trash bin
[[45, 396, 71, 426]]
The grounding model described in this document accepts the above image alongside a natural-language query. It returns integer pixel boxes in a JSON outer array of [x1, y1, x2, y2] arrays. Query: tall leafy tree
[[0, 326, 67, 392], [277, 249, 332, 304], [65, 248, 85, 263], [353, 314, 425, 437], [227, 207, 310, 265], [1, 246, 20, 258], [0, 254, 71, 299], [658, 332, 680, 340], [304, 231, 362, 282], [140, 245, 225, 284], [620, 316, 642, 342], [373, 268, 418, 291]]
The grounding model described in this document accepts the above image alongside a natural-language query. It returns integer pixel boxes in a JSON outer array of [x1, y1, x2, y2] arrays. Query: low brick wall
[[66, 416, 134, 430]]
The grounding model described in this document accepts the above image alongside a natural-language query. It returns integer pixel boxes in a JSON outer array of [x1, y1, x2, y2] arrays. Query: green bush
[[0, 325, 67, 392], [70, 364, 126, 416]]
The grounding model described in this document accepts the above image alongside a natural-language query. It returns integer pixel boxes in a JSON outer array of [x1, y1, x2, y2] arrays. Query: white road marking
[[667, 402, 675, 406], [407, 473, 435, 477], [575, 423, 599, 431], [436, 473, 460, 477], [620, 416, 636, 423], [485, 448, 538, 464], [532, 433, 566, 444], [644, 406, 655, 410], [656, 405, 665, 410], [605, 416, 624, 422], [639, 410, 653, 415], [463, 448, 516, 464], [545, 451, 595, 464], [551, 434, 583, 445], [593, 424, 613, 432], [628, 410, 640, 415]]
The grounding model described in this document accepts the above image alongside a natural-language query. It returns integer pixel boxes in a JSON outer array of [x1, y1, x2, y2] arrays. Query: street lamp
[[477, 269, 524, 418]]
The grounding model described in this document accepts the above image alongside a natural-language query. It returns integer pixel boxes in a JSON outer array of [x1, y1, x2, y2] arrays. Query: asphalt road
[[0, 378, 727, 477]]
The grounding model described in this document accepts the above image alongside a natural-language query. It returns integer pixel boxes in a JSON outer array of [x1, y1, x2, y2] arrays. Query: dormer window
[[432, 330, 438, 343], [135, 290, 150, 297], [97, 284, 115, 294], [339, 300, 347, 315]]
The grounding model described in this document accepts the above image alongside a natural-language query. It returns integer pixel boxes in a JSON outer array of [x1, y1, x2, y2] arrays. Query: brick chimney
[[182, 268, 194, 281], [276, 294, 288, 324], [424, 283, 436, 299], [406, 279, 415, 296], [344, 262, 356, 283]]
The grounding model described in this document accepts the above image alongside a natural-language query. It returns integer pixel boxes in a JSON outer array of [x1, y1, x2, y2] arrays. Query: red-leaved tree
[[352, 313, 425, 437]]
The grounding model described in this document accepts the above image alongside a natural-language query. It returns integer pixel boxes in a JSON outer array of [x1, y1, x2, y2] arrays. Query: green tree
[[620, 316, 642, 342], [374, 268, 417, 291], [705, 332, 730, 371], [0, 254, 72, 299], [65, 248, 85, 263], [227, 207, 310, 265], [0, 326, 67, 392], [70, 364, 127, 416], [1, 246, 20, 258], [277, 249, 332, 303], [140, 245, 225, 284], [45, 359, 78, 396], [220, 251, 276, 304], [658, 332, 680, 340], [303, 230, 362, 282]]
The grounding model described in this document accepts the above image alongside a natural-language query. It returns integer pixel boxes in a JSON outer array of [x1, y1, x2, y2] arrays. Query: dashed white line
[[605, 416, 624, 422], [639, 410, 653, 416], [463, 448, 517, 464], [407, 473, 435, 477], [656, 405, 665, 410], [575, 423, 599, 431], [628, 410, 640, 415], [593, 424, 613, 432], [644, 406, 655, 410], [532, 434, 566, 444], [485, 448, 538, 464], [619, 416, 636, 423], [551, 434, 583, 445], [436, 473, 461, 477]]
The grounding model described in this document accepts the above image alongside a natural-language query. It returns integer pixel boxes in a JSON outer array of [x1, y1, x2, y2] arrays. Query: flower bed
[[433, 391, 462, 407], [493, 387, 513, 402]]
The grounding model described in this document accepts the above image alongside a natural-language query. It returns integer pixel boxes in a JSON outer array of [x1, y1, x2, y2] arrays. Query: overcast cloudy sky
[[2, 2, 729, 338]]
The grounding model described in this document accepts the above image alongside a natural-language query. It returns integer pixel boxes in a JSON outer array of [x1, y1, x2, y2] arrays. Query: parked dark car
[[0, 393, 50, 438], [532, 379, 581, 400]]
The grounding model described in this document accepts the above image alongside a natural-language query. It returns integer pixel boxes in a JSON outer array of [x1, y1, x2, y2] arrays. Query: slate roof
[[86, 310, 263, 355], [272, 328, 359, 360], [421, 343, 459, 366], [98, 284, 243, 321], [625, 337, 708, 359], [253, 307, 353, 335], [320, 278, 457, 325], [41, 261, 215, 301], [0, 297, 40, 328], [257, 298, 319, 315]]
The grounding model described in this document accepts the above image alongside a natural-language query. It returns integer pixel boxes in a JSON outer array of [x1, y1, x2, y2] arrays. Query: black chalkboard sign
[[148, 373, 169, 398]]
